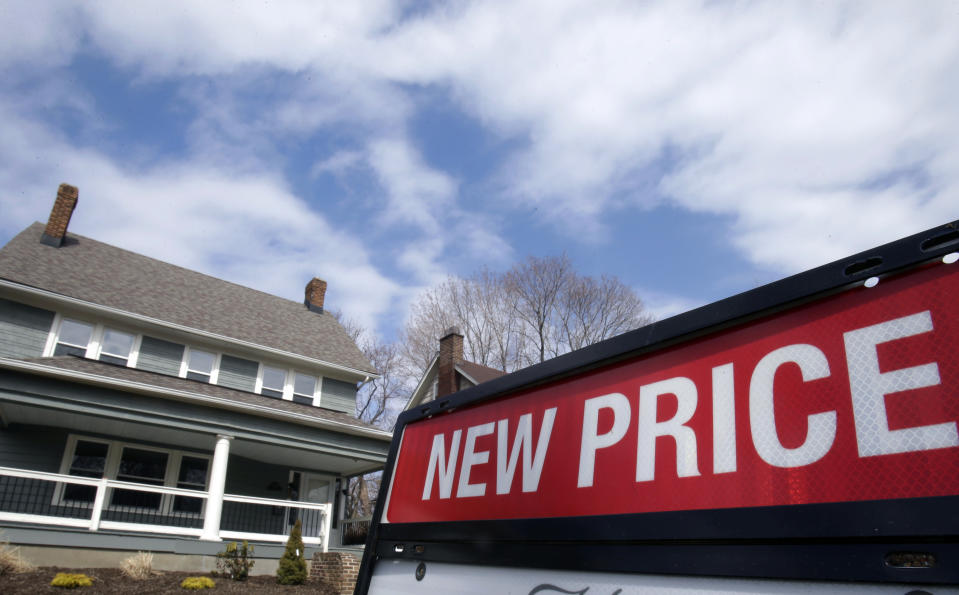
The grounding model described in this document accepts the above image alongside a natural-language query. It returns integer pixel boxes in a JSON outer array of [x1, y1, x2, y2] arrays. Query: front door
[[292, 472, 333, 540]]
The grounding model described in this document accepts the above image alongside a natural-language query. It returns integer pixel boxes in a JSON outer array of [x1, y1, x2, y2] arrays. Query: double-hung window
[[54, 319, 94, 357], [98, 328, 135, 365], [260, 365, 287, 399], [185, 349, 217, 382], [51, 319, 137, 367], [292, 372, 317, 405]]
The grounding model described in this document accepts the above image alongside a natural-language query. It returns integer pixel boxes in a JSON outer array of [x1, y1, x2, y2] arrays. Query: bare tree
[[557, 274, 653, 352], [345, 475, 379, 519], [331, 310, 405, 429], [400, 269, 529, 378], [504, 255, 574, 364], [402, 255, 652, 374], [334, 256, 651, 520], [331, 311, 408, 521]]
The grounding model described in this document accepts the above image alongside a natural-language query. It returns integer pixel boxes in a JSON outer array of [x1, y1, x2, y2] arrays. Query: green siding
[[321, 378, 357, 414], [0, 425, 69, 520], [136, 336, 184, 375], [217, 355, 258, 392], [225, 454, 288, 498], [0, 424, 67, 472], [0, 298, 55, 358], [0, 371, 391, 460]]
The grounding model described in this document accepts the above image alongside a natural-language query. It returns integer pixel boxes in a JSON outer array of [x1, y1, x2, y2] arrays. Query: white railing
[[0, 466, 331, 551]]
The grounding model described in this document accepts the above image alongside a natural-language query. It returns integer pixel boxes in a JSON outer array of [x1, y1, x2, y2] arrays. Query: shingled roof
[[456, 359, 507, 385], [0, 223, 375, 375]]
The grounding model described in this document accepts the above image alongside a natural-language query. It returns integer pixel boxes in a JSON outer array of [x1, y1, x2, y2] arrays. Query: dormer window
[[292, 372, 317, 405], [54, 319, 93, 357], [99, 328, 135, 366], [260, 365, 286, 399], [185, 349, 216, 383]]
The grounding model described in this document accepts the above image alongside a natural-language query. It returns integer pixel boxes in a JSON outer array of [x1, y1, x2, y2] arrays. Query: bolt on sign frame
[[356, 221, 959, 595]]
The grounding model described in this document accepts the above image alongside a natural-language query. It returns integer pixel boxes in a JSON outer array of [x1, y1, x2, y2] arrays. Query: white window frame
[[47, 316, 96, 358], [41, 313, 327, 407], [256, 363, 291, 400], [54, 435, 111, 505], [180, 346, 221, 384], [54, 434, 212, 515], [291, 371, 320, 406], [44, 315, 142, 368], [96, 327, 139, 367], [254, 366, 324, 406]]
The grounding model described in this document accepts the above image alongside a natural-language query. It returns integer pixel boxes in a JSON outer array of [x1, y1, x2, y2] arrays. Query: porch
[[0, 464, 334, 550], [0, 359, 392, 559]]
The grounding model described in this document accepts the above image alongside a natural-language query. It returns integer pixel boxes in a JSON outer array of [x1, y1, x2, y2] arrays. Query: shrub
[[215, 540, 254, 581], [120, 550, 155, 580], [50, 572, 93, 588], [181, 576, 216, 590], [276, 519, 307, 585], [0, 535, 35, 575]]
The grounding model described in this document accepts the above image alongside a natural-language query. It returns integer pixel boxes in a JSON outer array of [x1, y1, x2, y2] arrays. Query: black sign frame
[[355, 221, 959, 593]]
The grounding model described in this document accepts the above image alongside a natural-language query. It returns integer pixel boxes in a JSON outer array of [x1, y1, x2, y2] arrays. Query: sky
[[1, 1, 957, 341]]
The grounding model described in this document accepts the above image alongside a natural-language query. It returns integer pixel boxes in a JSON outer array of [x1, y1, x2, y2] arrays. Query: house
[[0, 184, 392, 573], [405, 328, 506, 411]]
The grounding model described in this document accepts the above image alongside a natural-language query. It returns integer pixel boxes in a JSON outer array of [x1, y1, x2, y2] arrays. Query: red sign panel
[[384, 261, 959, 523]]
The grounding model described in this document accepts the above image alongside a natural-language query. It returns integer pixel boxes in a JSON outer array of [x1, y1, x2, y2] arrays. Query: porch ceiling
[[0, 401, 384, 477]]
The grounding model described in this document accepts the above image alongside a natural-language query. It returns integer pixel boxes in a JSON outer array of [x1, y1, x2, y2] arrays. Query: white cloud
[[369, 0, 959, 269], [0, 100, 400, 333], [363, 136, 515, 284], [367, 137, 457, 236], [635, 287, 704, 322], [80, 1, 398, 77], [0, 1, 84, 69], [4, 0, 958, 327], [311, 151, 363, 178]]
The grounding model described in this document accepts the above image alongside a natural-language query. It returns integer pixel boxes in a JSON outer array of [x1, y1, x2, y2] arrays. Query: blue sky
[[1, 1, 957, 341]]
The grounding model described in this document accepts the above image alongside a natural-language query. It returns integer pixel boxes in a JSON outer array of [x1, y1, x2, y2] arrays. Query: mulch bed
[[0, 567, 339, 593]]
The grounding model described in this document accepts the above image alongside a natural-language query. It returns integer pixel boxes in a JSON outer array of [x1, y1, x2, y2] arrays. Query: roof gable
[[405, 356, 506, 410]]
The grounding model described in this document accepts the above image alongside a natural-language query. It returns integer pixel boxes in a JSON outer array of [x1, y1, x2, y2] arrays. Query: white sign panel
[[369, 560, 955, 595]]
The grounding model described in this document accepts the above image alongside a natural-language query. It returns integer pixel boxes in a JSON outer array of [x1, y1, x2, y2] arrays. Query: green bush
[[181, 576, 216, 590], [215, 540, 254, 581], [50, 572, 93, 588], [276, 518, 307, 585]]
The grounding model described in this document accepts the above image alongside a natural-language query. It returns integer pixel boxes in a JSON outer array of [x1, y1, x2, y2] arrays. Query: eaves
[[0, 357, 393, 443]]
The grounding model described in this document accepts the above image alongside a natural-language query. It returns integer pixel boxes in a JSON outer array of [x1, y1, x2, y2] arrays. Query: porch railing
[[0, 466, 331, 551], [341, 517, 371, 546]]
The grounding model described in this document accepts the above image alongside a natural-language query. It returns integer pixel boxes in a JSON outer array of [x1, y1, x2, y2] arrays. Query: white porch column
[[200, 434, 232, 541]]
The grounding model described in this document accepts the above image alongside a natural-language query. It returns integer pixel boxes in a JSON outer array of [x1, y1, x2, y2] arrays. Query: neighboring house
[[0, 184, 392, 571], [405, 328, 506, 411]]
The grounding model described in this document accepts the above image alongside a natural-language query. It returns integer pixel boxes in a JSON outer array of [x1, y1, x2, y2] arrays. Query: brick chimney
[[436, 327, 464, 398], [40, 183, 79, 247], [304, 278, 327, 313]]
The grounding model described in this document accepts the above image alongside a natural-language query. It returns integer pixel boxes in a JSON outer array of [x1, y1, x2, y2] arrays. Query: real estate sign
[[356, 222, 959, 594]]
